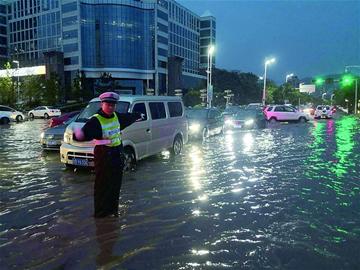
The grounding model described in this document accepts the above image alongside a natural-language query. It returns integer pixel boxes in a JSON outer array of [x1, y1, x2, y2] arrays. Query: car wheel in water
[[16, 115, 23, 122], [269, 117, 277, 124], [123, 147, 136, 172], [44, 113, 49, 119], [29, 113, 34, 119], [172, 135, 183, 155], [299, 117, 306, 123], [0, 117, 10, 125]]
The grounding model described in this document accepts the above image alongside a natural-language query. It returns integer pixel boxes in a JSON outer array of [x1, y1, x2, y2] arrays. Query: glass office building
[[2, 0, 216, 96]]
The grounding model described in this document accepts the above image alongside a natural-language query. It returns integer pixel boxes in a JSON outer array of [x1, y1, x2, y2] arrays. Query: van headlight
[[225, 119, 233, 126], [189, 123, 201, 133], [63, 131, 72, 143], [245, 119, 254, 126]]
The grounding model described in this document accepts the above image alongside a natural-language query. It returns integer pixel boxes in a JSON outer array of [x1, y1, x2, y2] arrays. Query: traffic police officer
[[74, 92, 141, 218]]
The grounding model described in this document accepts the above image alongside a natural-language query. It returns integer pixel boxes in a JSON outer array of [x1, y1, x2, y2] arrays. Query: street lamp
[[285, 73, 294, 83], [12, 60, 20, 101], [262, 57, 276, 106], [330, 94, 335, 106], [344, 65, 359, 114], [207, 44, 215, 108]]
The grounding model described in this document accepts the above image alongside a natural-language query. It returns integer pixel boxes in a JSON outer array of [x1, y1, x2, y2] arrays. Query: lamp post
[[330, 94, 335, 106], [285, 73, 294, 83], [12, 60, 20, 101], [262, 57, 276, 106], [207, 45, 215, 108], [344, 65, 360, 114]]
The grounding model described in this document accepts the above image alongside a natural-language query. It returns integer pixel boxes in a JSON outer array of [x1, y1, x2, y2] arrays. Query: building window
[[157, 22, 168, 33], [62, 2, 77, 13], [157, 35, 168, 45], [158, 60, 167, 68], [63, 43, 78, 52], [157, 9, 168, 21], [62, 16, 78, 27], [63, 29, 78, 39], [158, 47, 167, 57], [200, 20, 210, 28]]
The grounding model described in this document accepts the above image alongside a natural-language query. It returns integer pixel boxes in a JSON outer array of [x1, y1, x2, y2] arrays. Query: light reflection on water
[[1, 117, 360, 269]]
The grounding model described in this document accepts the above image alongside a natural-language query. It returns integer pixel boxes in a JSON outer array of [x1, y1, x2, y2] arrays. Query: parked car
[[0, 105, 25, 122], [222, 105, 242, 121], [246, 103, 263, 110], [0, 112, 10, 124], [265, 105, 310, 123], [28, 106, 61, 119], [186, 107, 224, 139], [60, 95, 188, 169], [314, 105, 333, 119], [49, 110, 80, 128], [226, 109, 266, 129], [40, 114, 78, 150]]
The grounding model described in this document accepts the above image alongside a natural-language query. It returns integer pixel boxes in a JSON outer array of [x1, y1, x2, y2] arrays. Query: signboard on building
[[299, 83, 315, 93]]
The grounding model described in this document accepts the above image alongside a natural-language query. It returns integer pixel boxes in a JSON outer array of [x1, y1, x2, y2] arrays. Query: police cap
[[99, 92, 119, 103]]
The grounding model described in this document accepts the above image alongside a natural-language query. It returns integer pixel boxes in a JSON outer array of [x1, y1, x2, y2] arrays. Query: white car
[[314, 105, 333, 119], [28, 106, 61, 119], [60, 95, 188, 169], [0, 105, 25, 122], [265, 105, 310, 123]]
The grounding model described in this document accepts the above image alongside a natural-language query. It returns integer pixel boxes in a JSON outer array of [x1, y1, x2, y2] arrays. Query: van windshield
[[76, 101, 130, 122]]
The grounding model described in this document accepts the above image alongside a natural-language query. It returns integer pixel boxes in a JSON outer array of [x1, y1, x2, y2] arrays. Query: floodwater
[[1, 116, 360, 269]]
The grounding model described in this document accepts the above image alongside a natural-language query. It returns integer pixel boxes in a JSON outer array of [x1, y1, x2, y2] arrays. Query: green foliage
[[183, 89, 201, 107], [211, 68, 262, 106], [0, 62, 16, 106], [22, 75, 43, 107], [43, 74, 60, 105]]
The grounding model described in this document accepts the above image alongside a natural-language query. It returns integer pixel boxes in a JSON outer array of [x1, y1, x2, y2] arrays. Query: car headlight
[[225, 119, 233, 126], [189, 123, 201, 133], [245, 119, 254, 125], [63, 131, 72, 143]]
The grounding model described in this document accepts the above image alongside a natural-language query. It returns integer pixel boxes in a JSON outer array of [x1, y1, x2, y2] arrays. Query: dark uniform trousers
[[93, 144, 124, 218]]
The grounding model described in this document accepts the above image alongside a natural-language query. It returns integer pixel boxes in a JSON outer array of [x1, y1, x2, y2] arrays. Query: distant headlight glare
[[245, 119, 254, 126], [189, 123, 201, 133], [225, 119, 233, 126]]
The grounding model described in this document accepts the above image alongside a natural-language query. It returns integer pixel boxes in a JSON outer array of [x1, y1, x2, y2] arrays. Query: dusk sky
[[179, 0, 360, 83]]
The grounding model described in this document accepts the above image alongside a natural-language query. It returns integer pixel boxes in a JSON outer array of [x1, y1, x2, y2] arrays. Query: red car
[[48, 111, 79, 127]]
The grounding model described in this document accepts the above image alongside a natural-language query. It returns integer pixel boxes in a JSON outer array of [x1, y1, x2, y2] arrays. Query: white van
[[60, 95, 188, 169]]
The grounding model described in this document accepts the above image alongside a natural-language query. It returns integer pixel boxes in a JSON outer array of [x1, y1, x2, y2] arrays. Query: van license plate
[[72, 158, 89, 166]]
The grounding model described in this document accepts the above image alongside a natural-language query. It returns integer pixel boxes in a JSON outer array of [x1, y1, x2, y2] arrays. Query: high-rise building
[[2, 0, 216, 97], [0, 4, 7, 66]]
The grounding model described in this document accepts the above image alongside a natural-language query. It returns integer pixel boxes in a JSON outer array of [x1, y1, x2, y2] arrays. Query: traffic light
[[341, 74, 354, 86], [312, 77, 325, 85]]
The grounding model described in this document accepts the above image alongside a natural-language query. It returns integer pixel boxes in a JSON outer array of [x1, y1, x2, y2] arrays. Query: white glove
[[74, 127, 85, 141]]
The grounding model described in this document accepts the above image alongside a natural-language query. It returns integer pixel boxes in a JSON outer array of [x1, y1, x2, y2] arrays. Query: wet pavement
[[1, 115, 360, 269]]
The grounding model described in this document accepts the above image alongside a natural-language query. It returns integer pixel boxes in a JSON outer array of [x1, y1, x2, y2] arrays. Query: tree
[[43, 73, 61, 105], [22, 75, 43, 108], [183, 89, 201, 107], [0, 62, 16, 106]]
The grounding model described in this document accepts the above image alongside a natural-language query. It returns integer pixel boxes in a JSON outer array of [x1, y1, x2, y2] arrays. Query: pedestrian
[[74, 92, 141, 218]]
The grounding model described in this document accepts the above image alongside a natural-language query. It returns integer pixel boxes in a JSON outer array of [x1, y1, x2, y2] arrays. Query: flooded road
[[1, 116, 360, 269]]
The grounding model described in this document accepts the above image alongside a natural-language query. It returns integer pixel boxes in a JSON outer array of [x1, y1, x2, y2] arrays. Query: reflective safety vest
[[94, 113, 121, 147]]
